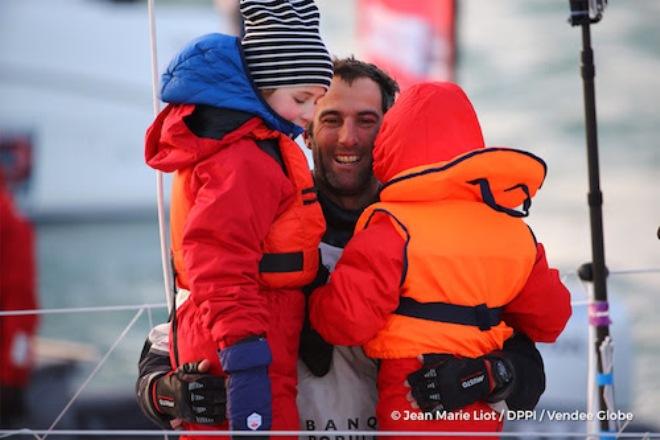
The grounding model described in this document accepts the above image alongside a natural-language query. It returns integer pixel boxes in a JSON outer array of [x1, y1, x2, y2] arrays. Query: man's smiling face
[[309, 76, 383, 197]]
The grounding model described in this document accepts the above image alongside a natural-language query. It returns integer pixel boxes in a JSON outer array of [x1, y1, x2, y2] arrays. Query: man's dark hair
[[332, 56, 399, 113]]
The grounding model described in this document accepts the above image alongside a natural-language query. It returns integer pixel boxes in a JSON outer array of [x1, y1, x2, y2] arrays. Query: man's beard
[[316, 154, 374, 197]]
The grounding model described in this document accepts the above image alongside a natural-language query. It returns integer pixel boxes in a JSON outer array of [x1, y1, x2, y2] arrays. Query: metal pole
[[568, 0, 611, 433]]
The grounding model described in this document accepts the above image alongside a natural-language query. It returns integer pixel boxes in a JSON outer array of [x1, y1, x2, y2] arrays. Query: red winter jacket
[[146, 104, 324, 350]]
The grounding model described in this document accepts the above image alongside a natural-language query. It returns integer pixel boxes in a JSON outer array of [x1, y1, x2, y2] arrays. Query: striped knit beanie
[[240, 0, 333, 90]]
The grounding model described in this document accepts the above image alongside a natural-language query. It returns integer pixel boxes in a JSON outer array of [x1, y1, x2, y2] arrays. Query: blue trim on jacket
[[160, 33, 303, 138]]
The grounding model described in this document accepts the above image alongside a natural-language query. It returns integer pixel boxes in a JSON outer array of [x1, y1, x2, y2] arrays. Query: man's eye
[[322, 118, 340, 126], [359, 119, 377, 126]]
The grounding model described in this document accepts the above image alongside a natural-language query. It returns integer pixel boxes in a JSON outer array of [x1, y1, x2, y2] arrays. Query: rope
[[41, 309, 145, 439], [0, 430, 42, 440], [597, 336, 617, 432], [0, 291, 623, 317], [147, 0, 160, 119], [610, 268, 660, 276], [617, 374, 660, 437], [147, 304, 155, 329], [0, 429, 657, 438], [3, 265, 653, 317], [0, 303, 166, 317], [560, 268, 660, 283], [146, 0, 174, 314]]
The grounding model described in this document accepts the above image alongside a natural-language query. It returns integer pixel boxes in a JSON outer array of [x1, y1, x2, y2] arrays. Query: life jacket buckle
[[474, 303, 493, 331]]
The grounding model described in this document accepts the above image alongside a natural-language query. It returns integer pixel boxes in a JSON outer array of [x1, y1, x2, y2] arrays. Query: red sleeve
[[183, 140, 291, 349], [503, 243, 572, 343], [0, 190, 38, 386], [309, 213, 404, 346]]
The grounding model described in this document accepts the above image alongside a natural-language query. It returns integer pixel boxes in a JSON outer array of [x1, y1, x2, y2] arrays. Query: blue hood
[[160, 33, 303, 138]]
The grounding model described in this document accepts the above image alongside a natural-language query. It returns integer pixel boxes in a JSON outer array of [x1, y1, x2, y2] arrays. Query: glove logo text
[[461, 373, 485, 389]]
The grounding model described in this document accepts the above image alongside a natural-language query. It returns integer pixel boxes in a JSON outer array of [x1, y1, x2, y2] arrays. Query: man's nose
[[338, 119, 358, 148]]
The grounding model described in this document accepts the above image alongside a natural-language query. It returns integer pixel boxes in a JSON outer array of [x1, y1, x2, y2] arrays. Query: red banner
[[358, 0, 456, 91]]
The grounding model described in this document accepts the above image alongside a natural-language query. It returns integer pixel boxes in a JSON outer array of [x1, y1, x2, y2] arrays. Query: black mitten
[[299, 322, 334, 377]]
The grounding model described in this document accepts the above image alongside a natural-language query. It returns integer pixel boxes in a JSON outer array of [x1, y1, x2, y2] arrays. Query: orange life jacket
[[355, 148, 546, 359], [170, 122, 324, 291]]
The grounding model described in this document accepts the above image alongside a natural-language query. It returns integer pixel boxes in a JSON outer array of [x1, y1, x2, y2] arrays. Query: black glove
[[298, 257, 333, 376], [407, 354, 514, 413], [153, 361, 227, 425], [299, 260, 333, 376], [500, 333, 545, 410], [299, 304, 334, 377]]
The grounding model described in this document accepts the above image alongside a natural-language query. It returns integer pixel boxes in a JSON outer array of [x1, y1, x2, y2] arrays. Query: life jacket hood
[[374, 82, 546, 210], [373, 82, 485, 183]]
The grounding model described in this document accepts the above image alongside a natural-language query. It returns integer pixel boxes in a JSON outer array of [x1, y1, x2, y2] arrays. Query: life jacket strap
[[468, 178, 531, 218], [395, 297, 503, 331], [259, 252, 304, 273]]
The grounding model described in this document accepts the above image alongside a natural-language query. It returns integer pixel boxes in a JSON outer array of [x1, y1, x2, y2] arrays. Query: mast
[[568, 0, 612, 434]]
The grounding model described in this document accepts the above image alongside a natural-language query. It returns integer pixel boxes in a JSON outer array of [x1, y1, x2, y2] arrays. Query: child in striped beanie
[[144, 1, 332, 438], [241, 0, 333, 91]]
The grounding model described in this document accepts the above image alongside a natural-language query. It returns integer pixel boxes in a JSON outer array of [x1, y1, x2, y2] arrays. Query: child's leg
[[265, 290, 305, 434], [170, 300, 229, 440], [172, 290, 304, 440], [377, 358, 503, 440]]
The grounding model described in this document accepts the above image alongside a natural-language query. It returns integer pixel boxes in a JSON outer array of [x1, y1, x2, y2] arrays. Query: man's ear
[[302, 126, 312, 150]]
